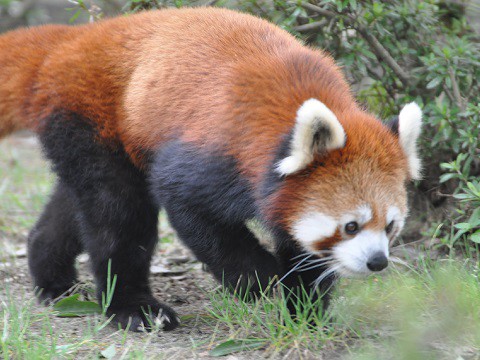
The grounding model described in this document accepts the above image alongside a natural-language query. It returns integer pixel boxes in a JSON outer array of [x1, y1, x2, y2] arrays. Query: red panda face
[[273, 99, 422, 277], [288, 172, 408, 276]]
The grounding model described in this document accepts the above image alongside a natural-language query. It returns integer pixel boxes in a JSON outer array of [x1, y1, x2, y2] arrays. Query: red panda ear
[[276, 99, 346, 176], [398, 102, 423, 180]]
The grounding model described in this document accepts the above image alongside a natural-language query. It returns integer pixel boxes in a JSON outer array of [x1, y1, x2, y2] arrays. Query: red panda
[[0, 8, 422, 332]]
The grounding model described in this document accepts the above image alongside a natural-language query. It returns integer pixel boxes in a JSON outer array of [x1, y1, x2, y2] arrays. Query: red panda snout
[[333, 229, 390, 275], [366, 252, 388, 272], [290, 204, 406, 277]]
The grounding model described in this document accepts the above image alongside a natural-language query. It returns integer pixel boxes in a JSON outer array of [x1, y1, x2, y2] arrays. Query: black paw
[[107, 300, 180, 332]]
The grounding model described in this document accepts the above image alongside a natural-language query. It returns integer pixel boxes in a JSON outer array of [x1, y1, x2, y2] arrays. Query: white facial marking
[[358, 205, 373, 224], [386, 206, 405, 242], [276, 98, 346, 175], [293, 212, 337, 246], [387, 206, 405, 228], [333, 230, 389, 275], [398, 102, 422, 179], [340, 204, 372, 226], [386, 206, 400, 224], [389, 206, 406, 228]]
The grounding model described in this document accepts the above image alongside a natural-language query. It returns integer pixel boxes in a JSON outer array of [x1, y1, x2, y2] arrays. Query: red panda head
[[271, 99, 422, 276]]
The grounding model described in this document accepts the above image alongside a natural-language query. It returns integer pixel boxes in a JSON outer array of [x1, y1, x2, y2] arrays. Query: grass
[[1, 290, 99, 359], [207, 279, 338, 354], [0, 136, 54, 240], [207, 260, 480, 359], [2, 134, 480, 359], [0, 287, 184, 359]]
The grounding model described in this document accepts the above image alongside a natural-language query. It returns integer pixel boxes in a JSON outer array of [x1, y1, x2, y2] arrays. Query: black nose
[[366, 252, 388, 272]]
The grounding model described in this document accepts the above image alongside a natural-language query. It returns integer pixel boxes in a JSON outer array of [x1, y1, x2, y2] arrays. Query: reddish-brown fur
[[0, 8, 409, 246]]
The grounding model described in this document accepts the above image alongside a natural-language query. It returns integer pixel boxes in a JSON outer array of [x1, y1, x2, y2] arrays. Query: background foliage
[[1, 0, 479, 250]]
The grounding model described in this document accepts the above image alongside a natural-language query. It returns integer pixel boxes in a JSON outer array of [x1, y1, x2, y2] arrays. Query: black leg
[[164, 204, 280, 296], [149, 141, 280, 296], [28, 182, 83, 303], [39, 112, 179, 331]]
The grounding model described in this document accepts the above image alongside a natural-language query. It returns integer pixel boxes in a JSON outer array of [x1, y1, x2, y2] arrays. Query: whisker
[[389, 256, 415, 271], [276, 253, 313, 285], [296, 257, 335, 271], [312, 264, 340, 288], [291, 252, 312, 261], [298, 261, 336, 273], [389, 256, 408, 266], [292, 253, 315, 267], [298, 256, 334, 266], [317, 270, 340, 295]]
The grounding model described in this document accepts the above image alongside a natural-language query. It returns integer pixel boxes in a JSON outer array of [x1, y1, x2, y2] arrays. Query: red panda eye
[[345, 221, 359, 235], [386, 221, 395, 234]]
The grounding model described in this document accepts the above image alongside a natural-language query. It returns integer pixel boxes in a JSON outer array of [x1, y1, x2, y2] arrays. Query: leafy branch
[[298, 2, 412, 87]]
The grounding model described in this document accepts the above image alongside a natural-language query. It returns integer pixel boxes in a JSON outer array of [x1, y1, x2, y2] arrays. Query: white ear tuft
[[276, 99, 346, 176], [398, 102, 422, 179]]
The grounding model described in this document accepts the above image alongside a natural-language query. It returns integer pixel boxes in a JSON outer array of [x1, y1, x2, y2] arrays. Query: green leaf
[[439, 173, 457, 183], [426, 77, 442, 89], [468, 208, 480, 226], [470, 231, 480, 244], [69, 9, 82, 24], [453, 193, 472, 200], [210, 339, 266, 357], [454, 223, 472, 231], [53, 294, 102, 317], [372, 2, 383, 16], [467, 182, 480, 196], [100, 344, 116, 359]]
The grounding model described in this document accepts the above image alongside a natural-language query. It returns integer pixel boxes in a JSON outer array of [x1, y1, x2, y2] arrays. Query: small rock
[[14, 247, 27, 257]]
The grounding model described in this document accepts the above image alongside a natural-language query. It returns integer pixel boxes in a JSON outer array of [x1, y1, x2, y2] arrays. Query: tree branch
[[300, 2, 336, 18], [293, 19, 328, 32], [355, 28, 411, 86], [298, 2, 412, 87]]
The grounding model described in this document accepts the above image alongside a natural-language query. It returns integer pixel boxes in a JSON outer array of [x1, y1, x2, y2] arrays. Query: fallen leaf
[[100, 344, 116, 359], [209, 339, 266, 357], [53, 294, 102, 317]]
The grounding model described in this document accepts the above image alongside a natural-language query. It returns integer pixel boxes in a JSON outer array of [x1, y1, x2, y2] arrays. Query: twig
[[293, 19, 328, 32], [448, 67, 465, 112], [297, 2, 412, 87], [443, 86, 456, 104], [300, 2, 336, 18], [355, 28, 411, 86]]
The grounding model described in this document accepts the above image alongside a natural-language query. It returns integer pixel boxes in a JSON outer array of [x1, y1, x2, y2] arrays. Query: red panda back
[[122, 8, 358, 178], [1, 8, 372, 180]]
